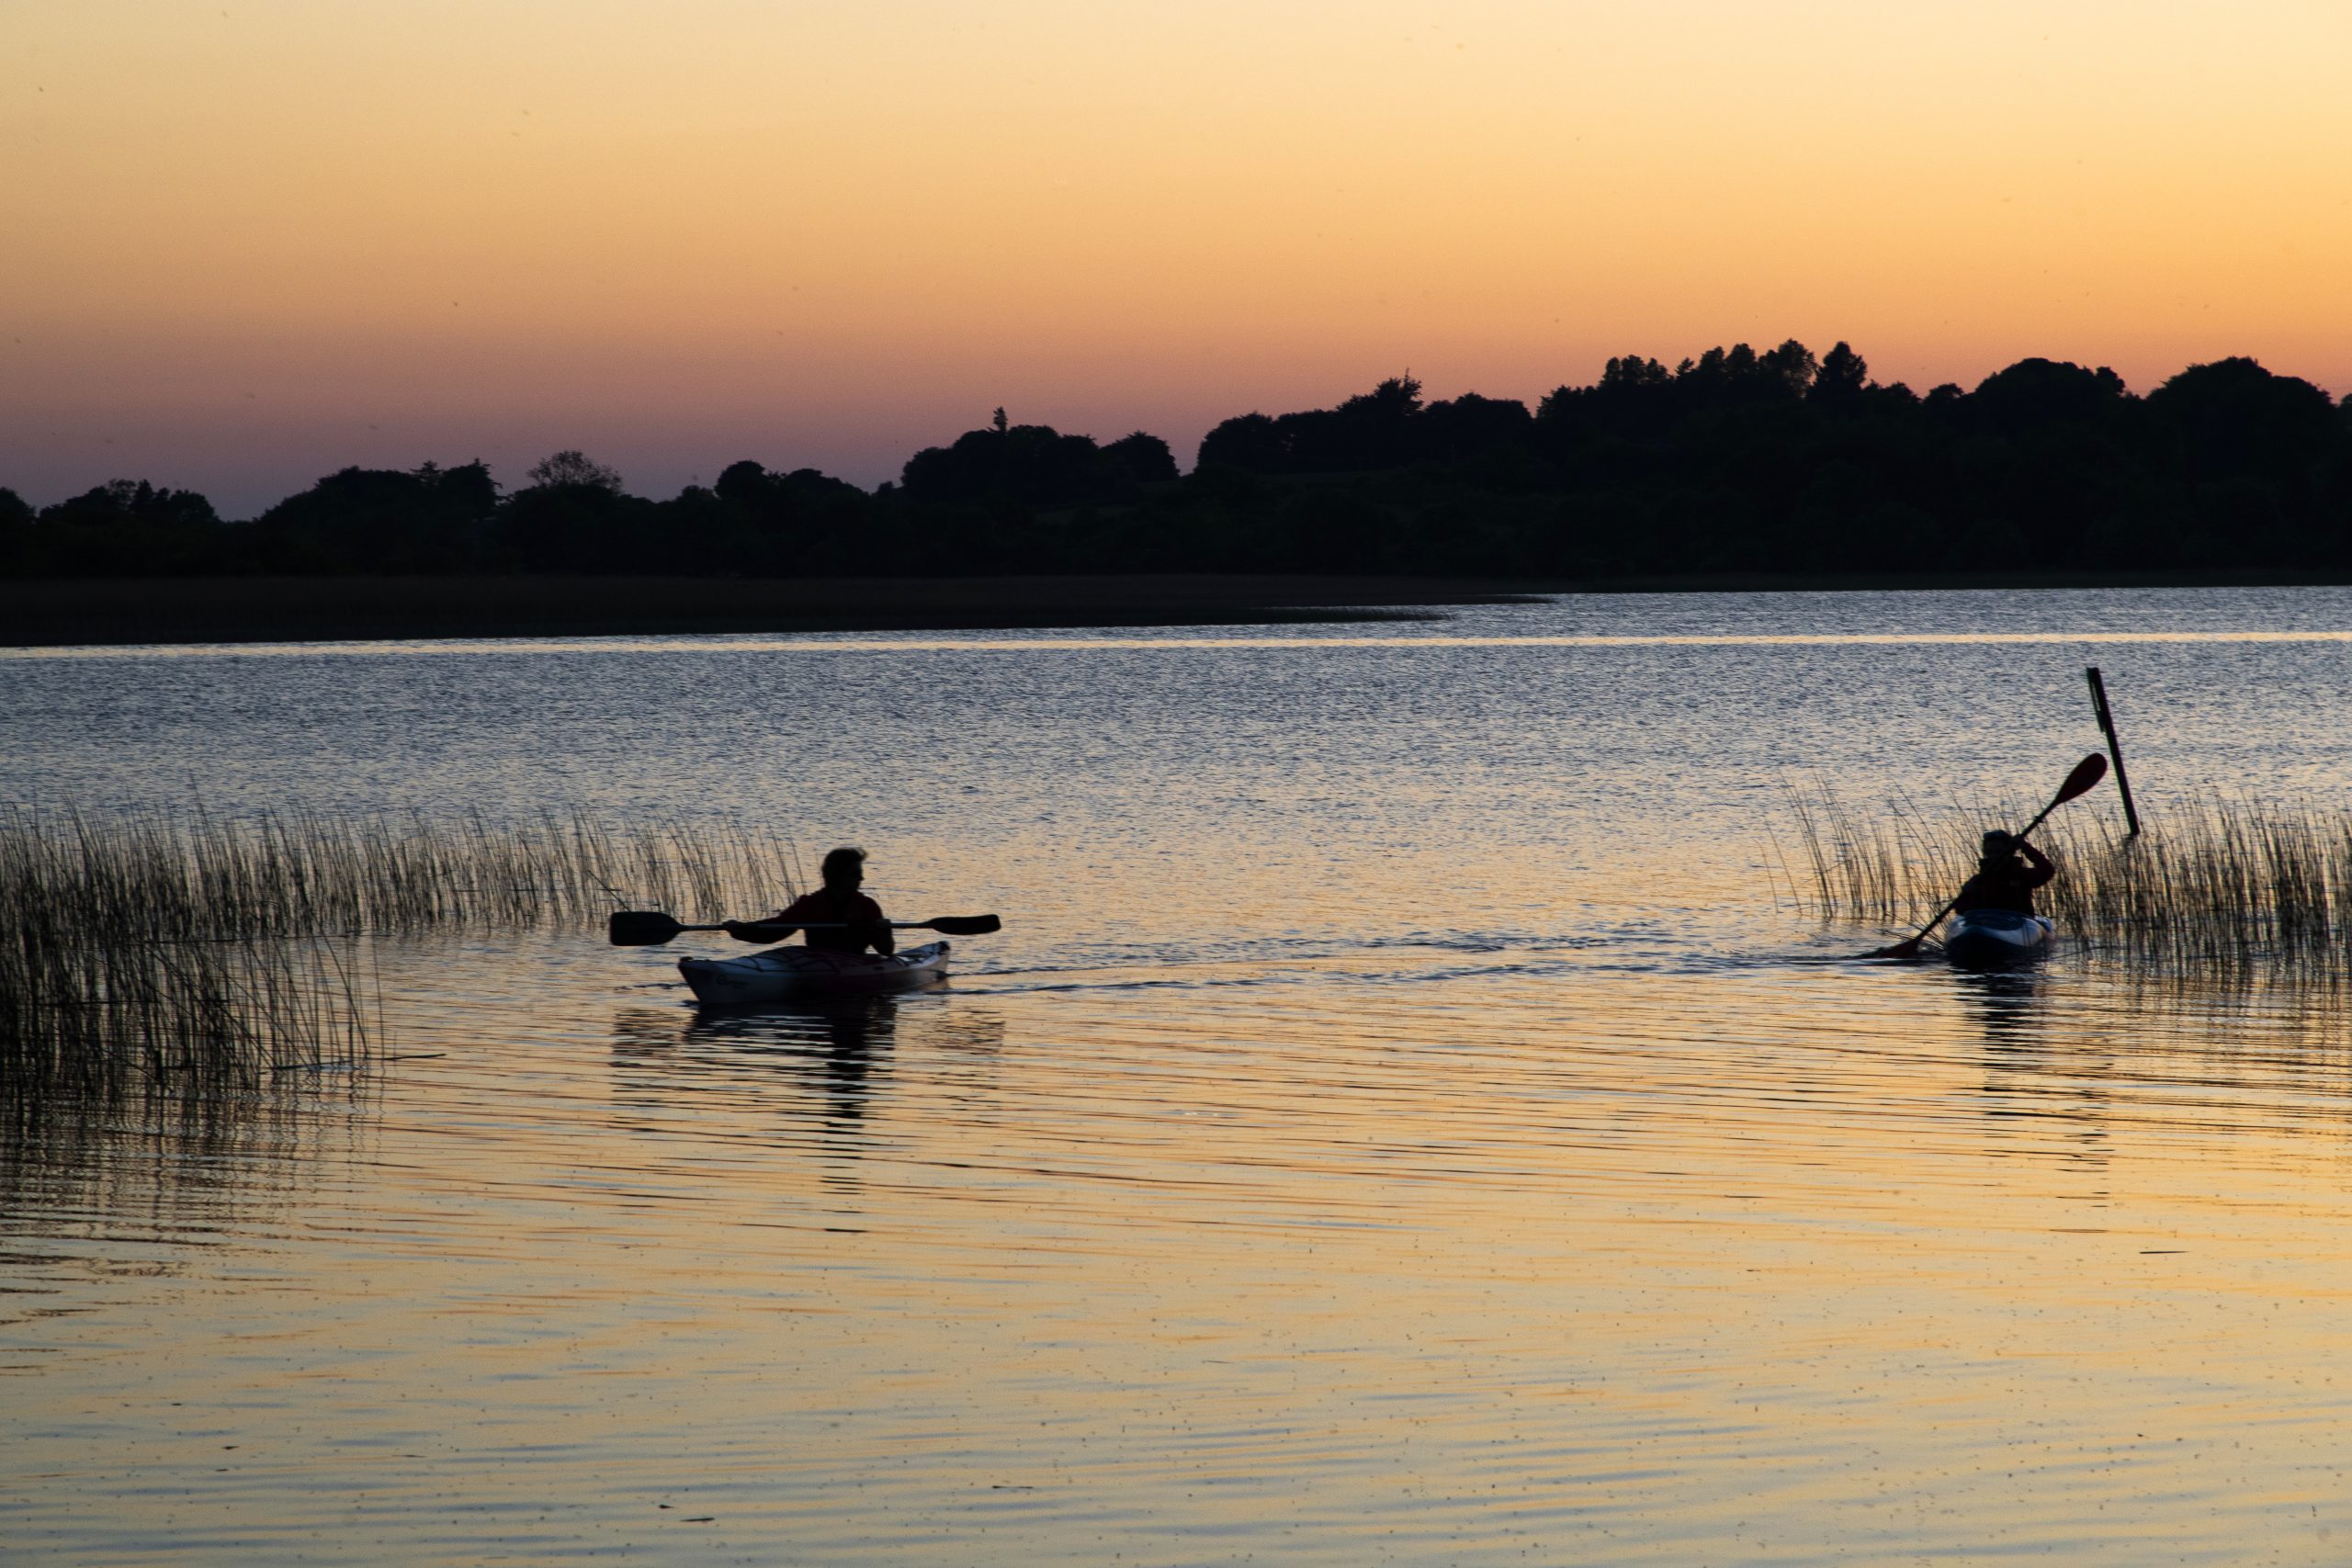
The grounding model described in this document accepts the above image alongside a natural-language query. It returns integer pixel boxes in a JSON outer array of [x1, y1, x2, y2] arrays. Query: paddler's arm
[[2017, 840, 2056, 887]]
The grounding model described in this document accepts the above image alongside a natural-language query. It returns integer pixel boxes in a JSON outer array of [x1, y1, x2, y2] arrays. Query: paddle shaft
[[1863, 752, 2107, 959], [1860, 754, 2107, 960], [2085, 666, 2142, 837], [659, 920, 937, 934], [1887, 791, 2072, 953], [608, 908, 1002, 945]]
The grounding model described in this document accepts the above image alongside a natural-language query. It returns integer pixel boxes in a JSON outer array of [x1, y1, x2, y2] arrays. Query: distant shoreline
[[4, 570, 2345, 649], [0, 575, 1533, 649]]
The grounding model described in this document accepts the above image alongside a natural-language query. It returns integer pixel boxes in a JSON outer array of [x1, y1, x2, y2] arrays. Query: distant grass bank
[[0, 574, 1549, 648], [7, 570, 2346, 649]]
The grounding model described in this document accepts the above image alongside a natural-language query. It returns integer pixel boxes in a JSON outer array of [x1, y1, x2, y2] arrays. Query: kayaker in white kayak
[[722, 846, 896, 955], [1951, 831, 2055, 916]]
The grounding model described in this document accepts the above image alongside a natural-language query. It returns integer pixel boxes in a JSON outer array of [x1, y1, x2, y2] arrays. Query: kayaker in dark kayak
[[1951, 831, 2055, 917], [722, 846, 896, 955]]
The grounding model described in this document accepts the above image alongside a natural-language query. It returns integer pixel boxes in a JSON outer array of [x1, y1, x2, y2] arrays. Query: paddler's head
[[820, 845, 866, 894], [1980, 830, 2017, 866]]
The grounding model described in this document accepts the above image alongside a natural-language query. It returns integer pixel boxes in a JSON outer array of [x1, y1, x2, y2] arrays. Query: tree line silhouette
[[6, 342, 2348, 580]]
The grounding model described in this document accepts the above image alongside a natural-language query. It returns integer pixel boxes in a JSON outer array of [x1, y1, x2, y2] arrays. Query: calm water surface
[[7, 587, 2352, 1563]]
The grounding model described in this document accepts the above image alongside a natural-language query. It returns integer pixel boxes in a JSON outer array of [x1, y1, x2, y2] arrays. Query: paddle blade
[[608, 909, 685, 947], [1863, 935, 1926, 961], [927, 914, 1001, 936], [2052, 751, 2109, 806]]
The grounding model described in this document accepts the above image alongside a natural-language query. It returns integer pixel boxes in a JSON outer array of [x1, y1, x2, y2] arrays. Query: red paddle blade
[[1864, 935, 1926, 961], [2052, 751, 2109, 806]]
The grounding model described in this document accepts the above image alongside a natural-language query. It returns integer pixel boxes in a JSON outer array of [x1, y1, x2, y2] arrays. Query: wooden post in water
[[2084, 666, 2142, 837]]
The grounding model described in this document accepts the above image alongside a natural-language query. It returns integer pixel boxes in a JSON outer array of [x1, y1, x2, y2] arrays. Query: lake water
[[8, 587, 2352, 1563]]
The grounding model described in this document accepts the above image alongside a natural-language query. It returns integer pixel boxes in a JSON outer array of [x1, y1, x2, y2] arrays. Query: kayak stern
[[1943, 910, 2054, 969], [678, 940, 952, 1005]]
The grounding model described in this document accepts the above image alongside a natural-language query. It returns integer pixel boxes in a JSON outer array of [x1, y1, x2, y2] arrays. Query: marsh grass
[[1, 805, 803, 1096], [1783, 783, 2352, 974], [6, 805, 801, 942], [1, 934, 371, 1094]]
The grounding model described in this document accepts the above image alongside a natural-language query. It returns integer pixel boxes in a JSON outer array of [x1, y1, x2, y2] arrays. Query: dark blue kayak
[[1943, 908, 2055, 969]]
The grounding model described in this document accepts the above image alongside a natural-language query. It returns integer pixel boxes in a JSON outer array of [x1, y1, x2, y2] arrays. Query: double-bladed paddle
[[608, 909, 1001, 947], [1863, 752, 2108, 961]]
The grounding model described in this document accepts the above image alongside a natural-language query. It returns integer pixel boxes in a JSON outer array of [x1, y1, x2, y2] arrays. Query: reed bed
[[1, 931, 372, 1097], [1784, 783, 2352, 973], [4, 805, 803, 944], [1, 805, 803, 1095]]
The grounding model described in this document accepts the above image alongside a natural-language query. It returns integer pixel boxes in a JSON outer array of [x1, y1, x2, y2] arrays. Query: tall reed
[[1783, 783, 2352, 972], [1, 805, 803, 1095], [0, 930, 371, 1096], [1, 804, 803, 943]]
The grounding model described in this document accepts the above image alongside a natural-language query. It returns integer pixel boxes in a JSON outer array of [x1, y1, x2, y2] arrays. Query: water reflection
[[1957, 966, 2045, 1048], [24, 592, 2352, 1564], [0, 1076, 371, 1374], [1, 1073, 371, 1225], [693, 995, 899, 1132], [608, 997, 1007, 1148]]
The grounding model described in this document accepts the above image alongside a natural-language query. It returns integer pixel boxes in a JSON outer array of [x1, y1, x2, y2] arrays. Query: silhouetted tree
[[40, 479, 220, 531], [1196, 412, 1287, 473], [714, 459, 774, 506], [2145, 357, 2338, 480], [901, 421, 1129, 510], [1102, 432, 1179, 484], [0, 486, 30, 573], [25, 479, 222, 574], [11, 339, 2352, 584], [1968, 358, 2130, 433], [1194, 378, 1428, 475], [1600, 355, 1672, 389], [689, 459, 876, 570], [1309, 376, 1424, 469], [526, 449, 625, 491], [1810, 342, 1869, 409], [1758, 339, 1818, 398], [497, 455, 644, 570], [252, 460, 498, 571], [1419, 393, 1533, 464]]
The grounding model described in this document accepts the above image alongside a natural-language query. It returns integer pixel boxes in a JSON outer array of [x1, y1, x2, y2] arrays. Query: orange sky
[[5, 0, 2348, 514]]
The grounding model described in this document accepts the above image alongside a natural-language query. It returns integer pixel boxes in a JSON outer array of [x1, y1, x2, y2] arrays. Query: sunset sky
[[5, 0, 2348, 515]]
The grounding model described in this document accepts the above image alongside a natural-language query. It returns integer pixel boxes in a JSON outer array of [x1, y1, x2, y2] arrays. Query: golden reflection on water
[[13, 597, 2352, 1562], [15, 931, 2352, 1562]]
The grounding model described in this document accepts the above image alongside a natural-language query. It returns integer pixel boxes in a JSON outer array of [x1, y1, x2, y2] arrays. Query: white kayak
[[678, 941, 951, 1006], [1942, 909, 2054, 969]]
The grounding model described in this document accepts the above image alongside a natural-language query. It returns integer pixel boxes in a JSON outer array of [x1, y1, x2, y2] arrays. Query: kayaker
[[1951, 831, 2056, 917], [723, 846, 896, 955]]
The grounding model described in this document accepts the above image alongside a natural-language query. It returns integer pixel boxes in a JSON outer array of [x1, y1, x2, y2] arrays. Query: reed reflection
[[1955, 956, 2352, 1163], [0, 1071, 371, 1329]]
